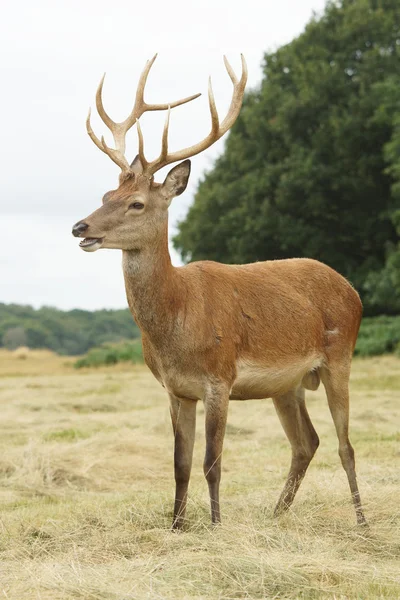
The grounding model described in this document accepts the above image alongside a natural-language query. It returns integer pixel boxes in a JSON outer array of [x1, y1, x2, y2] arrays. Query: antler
[[137, 55, 248, 177], [86, 54, 201, 173]]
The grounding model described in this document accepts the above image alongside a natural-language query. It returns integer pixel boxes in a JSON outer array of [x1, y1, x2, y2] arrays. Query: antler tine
[[208, 76, 220, 136], [223, 55, 238, 85], [86, 108, 129, 171], [86, 108, 104, 152], [87, 55, 202, 174], [135, 104, 172, 173], [95, 72, 131, 156], [136, 118, 147, 169], [100, 136, 132, 172], [219, 54, 247, 132], [95, 74, 115, 131], [145, 105, 172, 173], [134, 54, 202, 115], [160, 106, 171, 161], [132, 54, 158, 121], [143, 54, 247, 177], [145, 92, 202, 113]]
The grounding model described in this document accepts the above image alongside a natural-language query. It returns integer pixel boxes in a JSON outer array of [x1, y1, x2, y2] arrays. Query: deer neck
[[122, 221, 179, 337]]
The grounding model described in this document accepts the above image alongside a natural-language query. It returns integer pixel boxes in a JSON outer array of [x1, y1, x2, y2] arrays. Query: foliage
[[174, 0, 400, 314], [363, 83, 400, 309], [355, 314, 400, 355], [74, 340, 144, 368], [2, 326, 28, 350], [0, 303, 139, 355]]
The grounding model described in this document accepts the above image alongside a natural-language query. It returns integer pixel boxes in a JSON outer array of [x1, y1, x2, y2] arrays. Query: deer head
[[72, 54, 247, 252]]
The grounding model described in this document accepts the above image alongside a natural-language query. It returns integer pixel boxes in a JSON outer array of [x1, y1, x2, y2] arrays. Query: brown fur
[[73, 166, 366, 528]]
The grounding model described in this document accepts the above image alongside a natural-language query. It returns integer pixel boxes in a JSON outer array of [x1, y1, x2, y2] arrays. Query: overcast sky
[[1, 0, 327, 310]]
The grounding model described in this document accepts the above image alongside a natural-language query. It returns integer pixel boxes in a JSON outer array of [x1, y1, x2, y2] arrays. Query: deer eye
[[129, 202, 144, 210]]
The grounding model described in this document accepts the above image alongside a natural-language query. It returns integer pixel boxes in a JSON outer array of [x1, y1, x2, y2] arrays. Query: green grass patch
[[355, 315, 400, 357], [74, 340, 143, 369], [43, 428, 90, 442]]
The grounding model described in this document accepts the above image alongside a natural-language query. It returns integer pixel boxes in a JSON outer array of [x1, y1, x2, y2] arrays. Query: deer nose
[[72, 222, 88, 237]]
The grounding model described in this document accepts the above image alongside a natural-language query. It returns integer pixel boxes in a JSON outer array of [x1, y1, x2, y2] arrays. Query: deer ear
[[130, 154, 144, 175], [162, 160, 191, 205]]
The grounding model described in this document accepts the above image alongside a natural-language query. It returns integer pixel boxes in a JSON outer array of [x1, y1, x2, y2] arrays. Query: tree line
[[0, 304, 140, 355], [174, 0, 400, 315]]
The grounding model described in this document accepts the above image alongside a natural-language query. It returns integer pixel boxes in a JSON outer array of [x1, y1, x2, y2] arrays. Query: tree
[[0, 304, 141, 355], [364, 101, 400, 311], [3, 327, 27, 350], [174, 0, 400, 313]]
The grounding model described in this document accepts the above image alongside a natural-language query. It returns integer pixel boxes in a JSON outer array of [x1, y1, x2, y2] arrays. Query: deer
[[72, 54, 367, 529]]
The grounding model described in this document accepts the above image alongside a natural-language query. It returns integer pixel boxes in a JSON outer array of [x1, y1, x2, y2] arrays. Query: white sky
[[0, 0, 327, 310]]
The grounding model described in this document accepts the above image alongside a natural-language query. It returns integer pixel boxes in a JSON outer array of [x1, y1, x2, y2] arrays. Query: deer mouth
[[79, 238, 104, 252]]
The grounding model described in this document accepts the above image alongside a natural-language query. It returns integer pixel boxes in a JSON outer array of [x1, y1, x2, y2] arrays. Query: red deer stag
[[72, 55, 366, 528]]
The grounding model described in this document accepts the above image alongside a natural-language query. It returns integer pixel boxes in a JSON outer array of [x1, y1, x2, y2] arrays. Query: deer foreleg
[[203, 383, 230, 525], [169, 395, 197, 529]]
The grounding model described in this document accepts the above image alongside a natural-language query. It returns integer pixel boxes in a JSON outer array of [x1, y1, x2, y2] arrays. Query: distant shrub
[[13, 346, 30, 359], [3, 327, 27, 350], [355, 316, 400, 357], [74, 340, 143, 369], [43, 428, 89, 442]]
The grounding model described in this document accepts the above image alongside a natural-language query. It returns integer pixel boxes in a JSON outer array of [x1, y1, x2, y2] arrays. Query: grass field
[[0, 349, 399, 599]]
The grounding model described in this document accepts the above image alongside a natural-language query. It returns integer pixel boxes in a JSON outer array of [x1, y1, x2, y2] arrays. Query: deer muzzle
[[72, 221, 104, 252]]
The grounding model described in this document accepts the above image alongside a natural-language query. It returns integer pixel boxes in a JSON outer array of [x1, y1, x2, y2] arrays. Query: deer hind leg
[[273, 386, 320, 516], [320, 365, 367, 525], [169, 395, 197, 529]]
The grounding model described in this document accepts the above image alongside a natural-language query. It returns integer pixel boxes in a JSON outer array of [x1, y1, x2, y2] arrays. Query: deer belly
[[161, 369, 205, 401], [231, 357, 322, 400]]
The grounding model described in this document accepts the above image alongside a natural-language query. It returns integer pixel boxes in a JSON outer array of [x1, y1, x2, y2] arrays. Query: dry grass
[[0, 351, 399, 599]]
